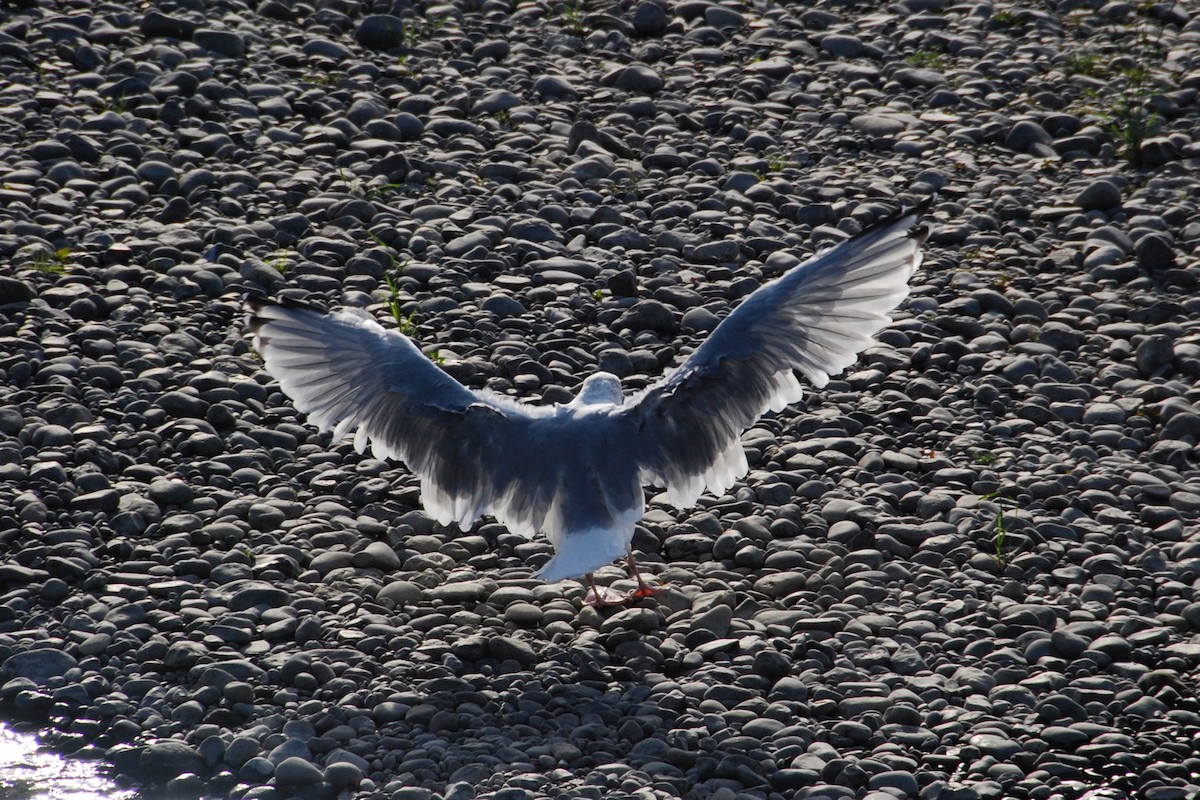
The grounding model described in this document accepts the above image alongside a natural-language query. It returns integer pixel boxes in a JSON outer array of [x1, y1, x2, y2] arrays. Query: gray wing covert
[[623, 212, 927, 509], [246, 298, 571, 536]]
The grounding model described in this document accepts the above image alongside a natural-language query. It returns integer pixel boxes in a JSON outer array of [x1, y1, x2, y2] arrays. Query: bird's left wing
[[621, 211, 928, 509], [245, 297, 576, 536]]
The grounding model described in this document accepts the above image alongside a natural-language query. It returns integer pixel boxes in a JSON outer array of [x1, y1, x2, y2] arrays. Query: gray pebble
[[821, 33, 862, 58], [1074, 178, 1122, 211]]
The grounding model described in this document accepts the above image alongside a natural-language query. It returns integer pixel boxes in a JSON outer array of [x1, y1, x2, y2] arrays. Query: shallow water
[[0, 722, 136, 800]]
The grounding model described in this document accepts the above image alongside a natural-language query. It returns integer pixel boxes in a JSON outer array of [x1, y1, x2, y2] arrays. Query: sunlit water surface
[[0, 722, 136, 800]]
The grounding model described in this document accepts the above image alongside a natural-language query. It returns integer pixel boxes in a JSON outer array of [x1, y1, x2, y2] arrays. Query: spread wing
[[623, 211, 927, 508], [245, 297, 639, 541]]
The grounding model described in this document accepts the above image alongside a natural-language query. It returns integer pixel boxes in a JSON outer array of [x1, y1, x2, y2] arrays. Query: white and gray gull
[[246, 211, 928, 604]]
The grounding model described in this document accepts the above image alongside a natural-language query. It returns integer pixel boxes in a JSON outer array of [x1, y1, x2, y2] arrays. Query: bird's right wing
[[246, 297, 572, 536], [622, 212, 927, 509]]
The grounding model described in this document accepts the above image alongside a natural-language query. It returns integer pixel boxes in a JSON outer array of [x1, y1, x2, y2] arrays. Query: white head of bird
[[571, 372, 625, 408]]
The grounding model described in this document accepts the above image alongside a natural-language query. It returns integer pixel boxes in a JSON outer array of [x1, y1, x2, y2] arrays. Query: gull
[[246, 211, 927, 605]]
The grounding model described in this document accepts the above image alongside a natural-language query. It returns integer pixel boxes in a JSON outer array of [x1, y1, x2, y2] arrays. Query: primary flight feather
[[246, 211, 927, 595]]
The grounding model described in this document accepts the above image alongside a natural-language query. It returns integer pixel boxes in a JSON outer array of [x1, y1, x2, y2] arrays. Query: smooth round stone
[[274, 757, 323, 786], [139, 741, 205, 781], [1074, 179, 1122, 211], [968, 733, 1021, 758], [605, 64, 664, 94], [0, 649, 78, 686], [821, 33, 862, 57], [352, 541, 403, 569], [1082, 403, 1126, 425], [533, 75, 578, 99], [1005, 120, 1052, 152], [503, 602, 543, 626], [325, 761, 362, 789]]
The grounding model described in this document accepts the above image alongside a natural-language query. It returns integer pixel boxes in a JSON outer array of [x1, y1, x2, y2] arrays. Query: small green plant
[[385, 12, 450, 49], [905, 49, 948, 70], [31, 247, 72, 274], [991, 9, 1023, 28], [99, 94, 129, 115], [491, 109, 513, 127], [363, 182, 407, 200], [591, 288, 603, 301], [429, 349, 447, 366], [1103, 65, 1162, 166], [559, 0, 591, 36], [303, 70, 343, 87], [1063, 50, 1103, 77], [267, 250, 292, 274], [765, 148, 788, 173], [973, 451, 998, 465], [397, 311, 418, 336], [992, 505, 1009, 567], [980, 490, 1019, 568], [1097, 5, 1172, 166], [382, 270, 413, 332], [369, 232, 401, 271], [615, 162, 646, 197], [957, 245, 998, 262], [763, 146, 807, 174]]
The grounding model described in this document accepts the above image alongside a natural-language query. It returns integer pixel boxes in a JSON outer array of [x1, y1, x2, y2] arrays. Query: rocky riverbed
[[2, 0, 1200, 799]]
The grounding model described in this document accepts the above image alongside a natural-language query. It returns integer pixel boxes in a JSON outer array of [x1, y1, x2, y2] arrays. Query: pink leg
[[583, 550, 657, 607], [626, 549, 656, 599]]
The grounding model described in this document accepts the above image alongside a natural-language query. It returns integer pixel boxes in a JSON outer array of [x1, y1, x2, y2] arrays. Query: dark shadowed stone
[[602, 64, 664, 94], [352, 541, 403, 570], [473, 90, 520, 115], [429, 579, 494, 602], [356, 15, 408, 49], [869, 771, 920, 796], [228, 581, 290, 611], [163, 641, 208, 669], [705, 5, 744, 27], [1135, 232, 1175, 271], [302, 37, 353, 60], [509, 218, 562, 243], [481, 294, 525, 319], [891, 67, 948, 88], [148, 478, 194, 506], [682, 307, 720, 331], [141, 11, 200, 39], [533, 75, 578, 99], [194, 28, 245, 58], [0, 649, 77, 686], [1006, 120, 1053, 152], [71, 489, 121, 513], [692, 240, 741, 263], [488, 636, 538, 665], [850, 114, 906, 137], [0, 277, 34, 304], [1074, 179, 1122, 211], [0, 565, 46, 583], [1136, 334, 1173, 376], [326, 761, 363, 789], [139, 741, 205, 781], [745, 56, 795, 79], [1138, 136, 1178, 167], [274, 756, 323, 786], [616, 299, 678, 334], [968, 733, 1020, 758], [633, 1, 669, 35], [821, 33, 862, 57], [472, 39, 510, 60]]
